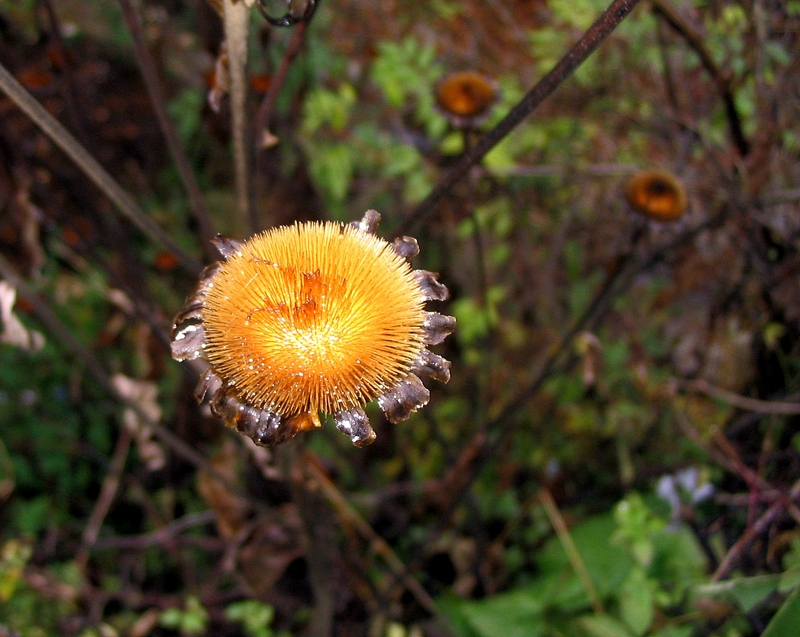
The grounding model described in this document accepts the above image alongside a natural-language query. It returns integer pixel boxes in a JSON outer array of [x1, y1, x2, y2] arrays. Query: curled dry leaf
[[0, 281, 44, 352], [111, 374, 165, 471]]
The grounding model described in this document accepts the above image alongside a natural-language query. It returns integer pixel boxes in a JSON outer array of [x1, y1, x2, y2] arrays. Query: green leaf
[[226, 600, 275, 637], [762, 586, 800, 637], [618, 567, 654, 635], [778, 565, 800, 594], [575, 613, 635, 637], [458, 588, 546, 637], [696, 574, 780, 613]]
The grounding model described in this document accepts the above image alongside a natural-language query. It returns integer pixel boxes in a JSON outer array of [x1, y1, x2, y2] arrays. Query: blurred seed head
[[435, 71, 497, 128], [624, 170, 687, 222]]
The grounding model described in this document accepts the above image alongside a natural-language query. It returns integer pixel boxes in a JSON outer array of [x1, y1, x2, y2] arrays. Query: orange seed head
[[435, 71, 496, 122], [624, 170, 687, 222], [201, 222, 427, 417]]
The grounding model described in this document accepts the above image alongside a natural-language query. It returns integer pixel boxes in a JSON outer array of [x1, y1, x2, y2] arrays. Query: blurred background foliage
[[0, 0, 799, 635]]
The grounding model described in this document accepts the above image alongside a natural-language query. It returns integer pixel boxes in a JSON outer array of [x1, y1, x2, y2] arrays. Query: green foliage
[[1, 0, 798, 634], [442, 493, 712, 637], [160, 595, 209, 635], [225, 599, 277, 637], [0, 542, 81, 635], [370, 36, 446, 137], [169, 87, 206, 147], [762, 586, 800, 637]]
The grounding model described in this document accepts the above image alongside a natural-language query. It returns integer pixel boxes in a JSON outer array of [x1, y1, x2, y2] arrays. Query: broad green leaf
[[762, 586, 800, 637], [618, 567, 654, 635], [575, 613, 635, 637], [696, 574, 780, 613]]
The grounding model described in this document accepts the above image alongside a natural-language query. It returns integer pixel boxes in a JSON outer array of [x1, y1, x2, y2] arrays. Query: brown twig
[[0, 252, 271, 520], [650, 0, 749, 157], [304, 453, 450, 627], [711, 479, 800, 582], [253, 21, 309, 150], [540, 488, 605, 614], [679, 378, 800, 416], [40, 0, 90, 145], [93, 511, 217, 549], [393, 0, 643, 237], [117, 0, 217, 261], [0, 62, 202, 276], [76, 427, 133, 569]]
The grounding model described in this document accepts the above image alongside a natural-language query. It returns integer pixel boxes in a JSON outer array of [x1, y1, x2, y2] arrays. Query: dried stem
[[118, 0, 217, 260], [679, 379, 800, 415], [0, 62, 201, 276], [93, 511, 217, 550], [253, 21, 309, 148], [711, 479, 800, 582], [222, 0, 252, 232], [76, 427, 133, 569], [285, 444, 336, 637], [40, 0, 90, 145], [0, 252, 264, 518], [393, 0, 643, 237], [650, 0, 749, 156], [304, 453, 450, 627], [540, 488, 605, 614]]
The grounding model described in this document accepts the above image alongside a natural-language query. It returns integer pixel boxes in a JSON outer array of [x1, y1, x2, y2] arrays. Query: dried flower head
[[624, 170, 687, 222], [171, 211, 454, 448], [435, 71, 497, 128]]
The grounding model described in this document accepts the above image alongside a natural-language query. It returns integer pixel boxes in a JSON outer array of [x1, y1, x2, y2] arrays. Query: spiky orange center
[[202, 222, 427, 417]]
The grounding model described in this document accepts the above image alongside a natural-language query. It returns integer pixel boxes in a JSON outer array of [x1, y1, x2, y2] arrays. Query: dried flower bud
[[171, 211, 454, 448], [624, 170, 687, 222], [435, 71, 497, 128]]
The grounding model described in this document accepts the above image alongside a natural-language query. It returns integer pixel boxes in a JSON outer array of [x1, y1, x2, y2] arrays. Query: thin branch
[[304, 453, 450, 626], [117, 0, 217, 260], [393, 0, 643, 237], [0, 62, 202, 276], [40, 0, 90, 145], [76, 427, 133, 569], [222, 0, 252, 232], [679, 379, 800, 415], [540, 488, 605, 614], [0, 252, 266, 518], [711, 479, 800, 582], [93, 511, 217, 549], [252, 21, 309, 148], [650, 0, 749, 157]]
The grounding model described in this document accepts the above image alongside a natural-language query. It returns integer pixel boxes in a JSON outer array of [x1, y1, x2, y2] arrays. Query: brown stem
[[253, 21, 309, 149], [711, 479, 800, 582], [0, 252, 274, 520], [76, 427, 133, 569], [679, 379, 800, 415], [286, 444, 336, 637], [0, 62, 202, 276], [393, 0, 643, 237], [540, 488, 605, 614], [650, 0, 750, 157], [222, 0, 252, 233], [40, 0, 90, 146], [304, 454, 451, 628], [117, 0, 217, 261]]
